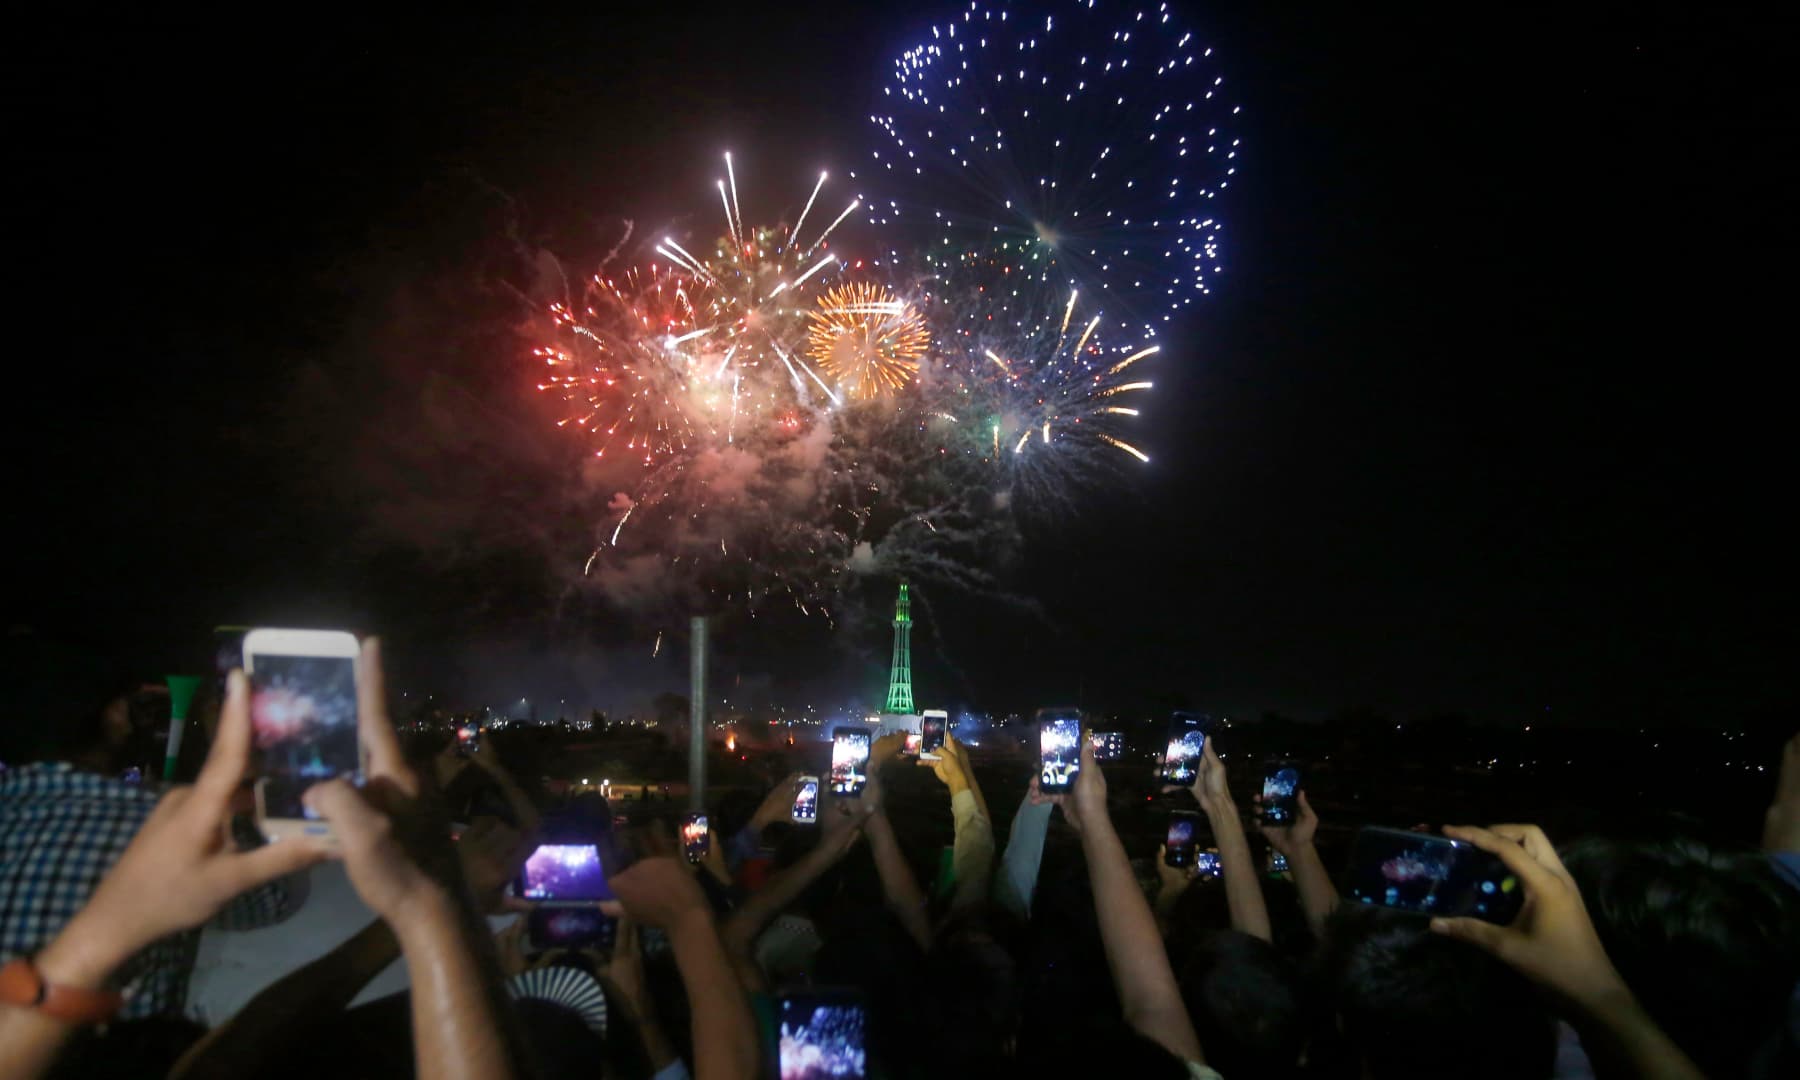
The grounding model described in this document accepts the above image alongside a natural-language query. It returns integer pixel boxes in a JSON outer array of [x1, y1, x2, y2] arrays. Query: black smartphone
[[516, 842, 613, 904], [777, 988, 868, 1079], [920, 711, 948, 760], [1346, 826, 1524, 923], [682, 812, 709, 863], [1261, 764, 1300, 826], [1164, 809, 1200, 868], [1160, 711, 1208, 785], [1036, 708, 1083, 794], [1089, 730, 1125, 761], [527, 907, 617, 953], [792, 775, 820, 823], [830, 728, 871, 797], [457, 723, 481, 756], [1195, 850, 1223, 878], [1268, 851, 1290, 875]]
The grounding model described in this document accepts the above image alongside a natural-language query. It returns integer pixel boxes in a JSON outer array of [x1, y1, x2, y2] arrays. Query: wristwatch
[[0, 956, 124, 1024]]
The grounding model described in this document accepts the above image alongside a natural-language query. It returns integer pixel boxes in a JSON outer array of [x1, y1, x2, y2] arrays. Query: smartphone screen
[[778, 989, 868, 1079], [456, 723, 481, 756], [920, 713, 947, 758], [682, 812, 710, 863], [1347, 827, 1523, 923], [902, 732, 922, 757], [1261, 765, 1300, 825], [830, 728, 871, 797], [1195, 850, 1223, 878], [1089, 730, 1124, 761], [1160, 712, 1208, 785], [1269, 851, 1290, 875], [517, 843, 612, 903], [1164, 809, 1200, 868], [1038, 710, 1082, 794], [792, 776, 820, 823], [527, 907, 617, 952], [247, 633, 361, 823]]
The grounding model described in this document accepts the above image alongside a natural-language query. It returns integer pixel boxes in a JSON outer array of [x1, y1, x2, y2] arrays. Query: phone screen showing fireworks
[[456, 724, 480, 756], [1160, 712, 1207, 785], [1164, 810, 1199, 868], [517, 843, 612, 903], [1196, 850, 1223, 878], [682, 813, 709, 863], [1269, 851, 1290, 875], [249, 654, 360, 821], [830, 728, 870, 797], [1347, 827, 1523, 924], [1038, 713, 1082, 794], [778, 989, 867, 1080], [792, 777, 820, 823], [527, 907, 616, 952], [920, 715, 946, 758], [1090, 730, 1124, 761], [1261, 765, 1300, 825]]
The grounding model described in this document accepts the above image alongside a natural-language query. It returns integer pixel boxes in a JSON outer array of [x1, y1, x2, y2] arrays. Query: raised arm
[[994, 777, 1056, 919], [610, 856, 760, 1080], [1431, 824, 1704, 1080], [1064, 738, 1205, 1065], [720, 792, 864, 991], [931, 732, 996, 911], [1175, 740, 1271, 942], [0, 671, 328, 1080], [1257, 788, 1336, 936], [863, 735, 934, 948], [305, 638, 526, 1080]]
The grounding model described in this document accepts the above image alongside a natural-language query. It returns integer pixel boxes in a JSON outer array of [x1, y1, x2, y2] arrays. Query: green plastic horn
[[164, 675, 203, 781]]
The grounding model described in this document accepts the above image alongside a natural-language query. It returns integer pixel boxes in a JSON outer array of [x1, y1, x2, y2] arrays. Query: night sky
[[7, 7, 1791, 724]]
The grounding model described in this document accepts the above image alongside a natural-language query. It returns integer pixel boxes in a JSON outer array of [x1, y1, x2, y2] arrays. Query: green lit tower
[[884, 582, 915, 714]]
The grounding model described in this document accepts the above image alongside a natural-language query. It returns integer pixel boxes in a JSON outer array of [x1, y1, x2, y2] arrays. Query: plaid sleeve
[[209, 869, 307, 931]]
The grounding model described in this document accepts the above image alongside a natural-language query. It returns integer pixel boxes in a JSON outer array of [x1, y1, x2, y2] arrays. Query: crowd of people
[[2, 635, 1798, 1078]]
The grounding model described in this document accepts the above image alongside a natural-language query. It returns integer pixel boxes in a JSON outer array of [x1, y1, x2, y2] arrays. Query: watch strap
[[0, 956, 124, 1025]]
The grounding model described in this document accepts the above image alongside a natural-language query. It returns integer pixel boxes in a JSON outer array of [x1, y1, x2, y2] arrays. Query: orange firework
[[805, 283, 928, 401]]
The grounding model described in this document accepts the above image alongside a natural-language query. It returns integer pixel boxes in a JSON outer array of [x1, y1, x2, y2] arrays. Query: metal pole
[[688, 616, 708, 810]]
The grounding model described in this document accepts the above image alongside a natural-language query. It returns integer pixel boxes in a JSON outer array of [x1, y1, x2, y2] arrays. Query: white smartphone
[[791, 775, 820, 823], [244, 628, 362, 842]]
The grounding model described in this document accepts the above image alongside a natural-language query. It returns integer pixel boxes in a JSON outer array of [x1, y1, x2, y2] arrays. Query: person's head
[[1173, 929, 1303, 1080], [0, 627, 143, 771], [1562, 835, 1800, 1077], [922, 908, 1023, 1069], [1312, 905, 1555, 1080]]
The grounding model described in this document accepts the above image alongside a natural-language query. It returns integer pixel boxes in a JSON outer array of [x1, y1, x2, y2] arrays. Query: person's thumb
[[1429, 916, 1507, 956]]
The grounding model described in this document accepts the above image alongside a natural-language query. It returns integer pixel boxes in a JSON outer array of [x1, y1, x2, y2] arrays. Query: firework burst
[[806, 282, 930, 401], [858, 1, 1240, 340]]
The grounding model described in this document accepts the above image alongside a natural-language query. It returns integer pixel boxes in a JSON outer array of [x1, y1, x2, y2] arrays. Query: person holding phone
[[0, 644, 304, 1023], [927, 731, 995, 914], [1163, 737, 1273, 943], [1, 639, 533, 1080], [1050, 734, 1217, 1075], [1430, 824, 1705, 1080], [1254, 777, 1339, 937]]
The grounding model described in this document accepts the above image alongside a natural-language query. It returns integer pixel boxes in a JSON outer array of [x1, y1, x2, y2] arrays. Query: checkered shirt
[[0, 762, 296, 1019]]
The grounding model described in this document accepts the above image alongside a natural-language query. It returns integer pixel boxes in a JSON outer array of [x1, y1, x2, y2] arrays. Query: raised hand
[[304, 638, 466, 925], [1255, 789, 1319, 854], [1429, 824, 1622, 1007], [1763, 731, 1800, 853], [36, 670, 330, 990], [930, 732, 974, 795], [1062, 733, 1107, 835]]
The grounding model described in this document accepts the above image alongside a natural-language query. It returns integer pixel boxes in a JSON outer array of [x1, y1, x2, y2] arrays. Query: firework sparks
[[806, 282, 930, 400], [859, 1, 1239, 339]]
